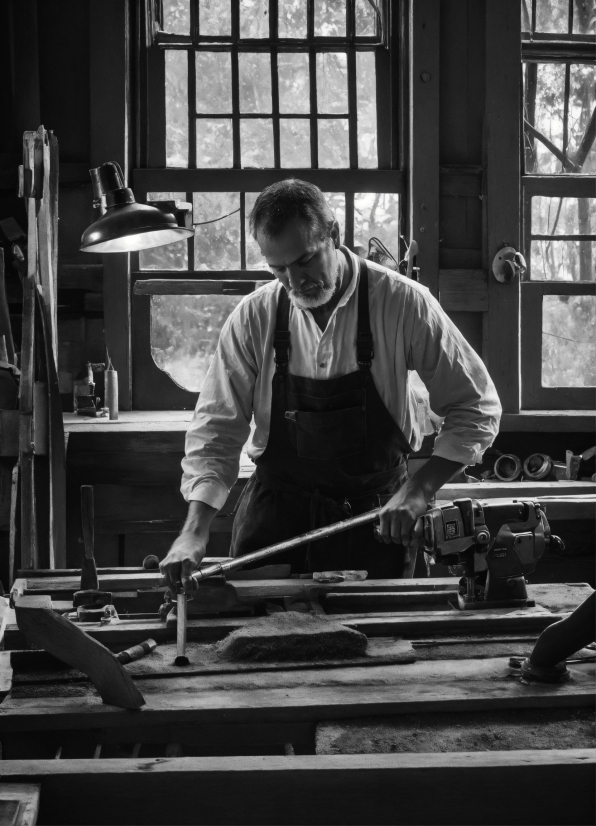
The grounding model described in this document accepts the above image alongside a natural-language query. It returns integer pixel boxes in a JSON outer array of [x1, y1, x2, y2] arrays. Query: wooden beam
[[0, 752, 593, 826], [486, 0, 521, 412], [409, 0, 440, 297], [133, 169, 404, 194], [90, 0, 132, 409]]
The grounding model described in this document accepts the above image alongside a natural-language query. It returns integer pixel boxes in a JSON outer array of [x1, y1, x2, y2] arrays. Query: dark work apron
[[230, 258, 416, 578]]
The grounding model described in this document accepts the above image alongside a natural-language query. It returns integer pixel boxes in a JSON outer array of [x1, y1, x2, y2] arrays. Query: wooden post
[[90, 0, 133, 409], [409, 0, 440, 298], [486, 0, 522, 412]]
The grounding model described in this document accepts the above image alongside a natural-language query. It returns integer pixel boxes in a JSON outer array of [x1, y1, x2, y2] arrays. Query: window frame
[[520, 2, 595, 410], [130, 0, 406, 409]]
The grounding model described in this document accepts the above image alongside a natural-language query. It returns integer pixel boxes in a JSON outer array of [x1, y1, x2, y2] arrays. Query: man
[[161, 180, 501, 593]]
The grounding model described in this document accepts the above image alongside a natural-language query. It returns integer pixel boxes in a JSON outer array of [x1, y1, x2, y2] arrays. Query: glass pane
[[279, 0, 307, 37], [278, 53, 310, 114], [314, 0, 346, 36], [573, 1, 596, 33], [196, 119, 233, 167], [568, 64, 596, 174], [239, 53, 272, 113], [163, 0, 190, 34], [199, 0, 231, 36], [531, 240, 596, 281], [535, 0, 570, 33], [532, 197, 596, 235], [240, 0, 270, 38], [196, 53, 232, 113], [316, 53, 348, 113], [193, 192, 240, 269], [280, 119, 311, 166], [356, 51, 377, 168], [151, 294, 243, 392], [318, 119, 349, 167], [140, 192, 189, 270], [165, 51, 189, 167], [354, 193, 399, 257], [245, 192, 271, 269], [241, 119, 274, 166], [526, 63, 566, 174], [542, 294, 596, 386], [325, 193, 346, 242], [355, 0, 376, 36]]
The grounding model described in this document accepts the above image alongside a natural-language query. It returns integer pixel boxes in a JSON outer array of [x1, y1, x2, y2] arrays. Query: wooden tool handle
[[81, 486, 94, 561]]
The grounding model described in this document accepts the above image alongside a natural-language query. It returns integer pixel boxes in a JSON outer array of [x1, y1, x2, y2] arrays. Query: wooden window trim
[[519, 14, 595, 411]]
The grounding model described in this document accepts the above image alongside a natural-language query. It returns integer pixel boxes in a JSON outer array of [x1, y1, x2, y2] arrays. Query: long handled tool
[[172, 507, 383, 666]]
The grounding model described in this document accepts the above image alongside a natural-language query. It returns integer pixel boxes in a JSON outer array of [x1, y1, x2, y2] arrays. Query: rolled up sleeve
[[181, 306, 257, 510], [405, 289, 501, 467]]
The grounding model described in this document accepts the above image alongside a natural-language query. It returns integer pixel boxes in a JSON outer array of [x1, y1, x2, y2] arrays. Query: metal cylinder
[[116, 639, 157, 665], [105, 369, 118, 420], [523, 453, 553, 481], [176, 591, 187, 662], [494, 454, 522, 482]]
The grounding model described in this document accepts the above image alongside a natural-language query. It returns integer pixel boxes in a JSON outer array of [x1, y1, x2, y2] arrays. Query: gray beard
[[288, 261, 342, 310]]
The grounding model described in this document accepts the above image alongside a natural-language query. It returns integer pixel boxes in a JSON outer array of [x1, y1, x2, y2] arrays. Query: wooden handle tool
[[80, 485, 99, 591]]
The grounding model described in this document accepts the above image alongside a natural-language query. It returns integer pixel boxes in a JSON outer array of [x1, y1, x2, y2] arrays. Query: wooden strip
[[408, 0, 440, 297], [0, 752, 592, 826], [486, 0, 521, 412], [133, 168, 404, 193], [522, 175, 595, 198], [1, 659, 593, 731], [499, 411, 596, 433], [133, 280, 258, 296]]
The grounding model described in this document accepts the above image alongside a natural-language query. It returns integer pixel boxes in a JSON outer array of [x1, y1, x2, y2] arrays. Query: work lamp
[[80, 162, 193, 253]]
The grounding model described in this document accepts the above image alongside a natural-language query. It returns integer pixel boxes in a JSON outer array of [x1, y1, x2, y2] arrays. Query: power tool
[[420, 498, 564, 610]]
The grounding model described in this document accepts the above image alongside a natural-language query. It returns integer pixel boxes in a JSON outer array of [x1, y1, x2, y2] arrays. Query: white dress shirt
[[181, 248, 502, 510]]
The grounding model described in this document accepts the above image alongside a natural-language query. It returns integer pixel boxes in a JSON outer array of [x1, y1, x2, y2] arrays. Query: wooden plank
[[499, 411, 596, 433], [58, 264, 104, 292], [0, 752, 593, 826], [0, 783, 40, 826], [486, 0, 521, 412], [0, 659, 593, 733], [409, 0, 440, 297], [440, 481, 596, 499], [440, 291, 488, 312]]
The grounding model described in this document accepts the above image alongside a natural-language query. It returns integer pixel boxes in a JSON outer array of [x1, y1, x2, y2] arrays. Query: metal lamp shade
[[80, 201, 193, 253]]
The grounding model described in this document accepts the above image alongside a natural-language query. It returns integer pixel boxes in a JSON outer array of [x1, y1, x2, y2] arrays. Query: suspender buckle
[[356, 331, 374, 369], [273, 330, 291, 368]]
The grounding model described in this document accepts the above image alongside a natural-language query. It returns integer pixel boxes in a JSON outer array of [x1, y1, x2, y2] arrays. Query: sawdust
[[215, 611, 368, 662], [316, 708, 596, 754]]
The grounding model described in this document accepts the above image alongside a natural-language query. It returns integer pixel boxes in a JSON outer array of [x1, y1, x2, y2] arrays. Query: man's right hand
[[159, 500, 218, 595]]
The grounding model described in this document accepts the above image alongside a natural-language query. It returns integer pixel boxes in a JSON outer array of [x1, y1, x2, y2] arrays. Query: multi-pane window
[[134, 0, 402, 407], [520, 0, 595, 408]]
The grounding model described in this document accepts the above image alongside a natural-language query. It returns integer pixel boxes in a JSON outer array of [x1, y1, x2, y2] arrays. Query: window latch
[[492, 246, 527, 284]]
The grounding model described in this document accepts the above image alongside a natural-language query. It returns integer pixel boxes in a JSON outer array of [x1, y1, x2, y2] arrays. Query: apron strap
[[356, 258, 374, 371], [273, 287, 291, 373]]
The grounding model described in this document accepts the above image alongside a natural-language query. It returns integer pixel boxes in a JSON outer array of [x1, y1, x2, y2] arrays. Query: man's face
[[257, 218, 341, 310]]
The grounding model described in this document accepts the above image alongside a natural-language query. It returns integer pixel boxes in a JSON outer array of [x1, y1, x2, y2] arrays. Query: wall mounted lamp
[[80, 162, 193, 253]]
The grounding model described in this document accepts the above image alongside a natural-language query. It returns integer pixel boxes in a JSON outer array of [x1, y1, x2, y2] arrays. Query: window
[[520, 0, 595, 409], [132, 0, 403, 408]]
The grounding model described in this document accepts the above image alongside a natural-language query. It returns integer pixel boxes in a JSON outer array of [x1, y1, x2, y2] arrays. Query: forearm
[[181, 500, 218, 537], [406, 455, 464, 502]]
